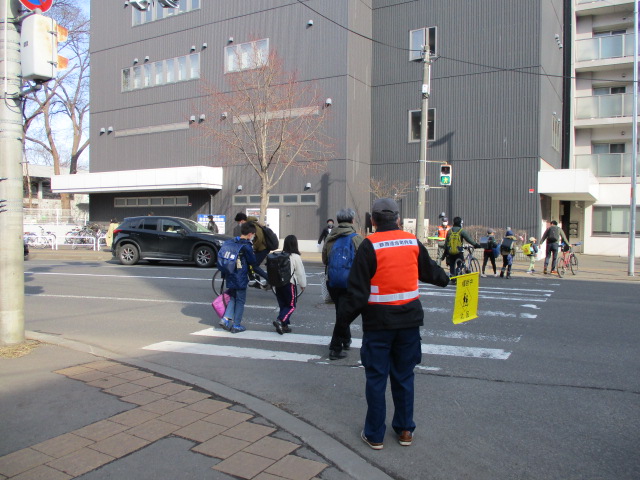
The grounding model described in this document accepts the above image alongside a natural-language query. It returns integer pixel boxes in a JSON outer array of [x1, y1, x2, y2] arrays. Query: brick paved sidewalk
[[0, 359, 329, 480]]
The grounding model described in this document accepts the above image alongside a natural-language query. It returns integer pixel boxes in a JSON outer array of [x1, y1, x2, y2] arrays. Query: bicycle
[[453, 245, 480, 277], [556, 242, 580, 278], [211, 266, 270, 297]]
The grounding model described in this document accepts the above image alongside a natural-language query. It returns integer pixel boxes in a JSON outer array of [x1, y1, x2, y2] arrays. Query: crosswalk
[[142, 282, 556, 371]]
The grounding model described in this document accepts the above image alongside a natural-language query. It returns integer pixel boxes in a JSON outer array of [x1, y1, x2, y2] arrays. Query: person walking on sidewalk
[[335, 198, 449, 450], [317, 219, 335, 246], [525, 236, 539, 273], [481, 229, 498, 277], [540, 220, 569, 274], [322, 208, 363, 360], [272, 235, 307, 335]]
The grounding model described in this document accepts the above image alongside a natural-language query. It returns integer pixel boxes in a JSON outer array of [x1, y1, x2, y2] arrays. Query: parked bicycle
[[453, 245, 481, 277], [557, 242, 581, 278]]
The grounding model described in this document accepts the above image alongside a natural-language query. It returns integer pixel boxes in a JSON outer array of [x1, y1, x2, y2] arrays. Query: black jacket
[[337, 225, 449, 332]]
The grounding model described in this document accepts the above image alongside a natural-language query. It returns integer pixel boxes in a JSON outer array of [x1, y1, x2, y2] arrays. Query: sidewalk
[[0, 333, 391, 480]]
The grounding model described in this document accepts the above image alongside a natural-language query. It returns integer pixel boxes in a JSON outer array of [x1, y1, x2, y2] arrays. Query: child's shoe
[[219, 318, 231, 331], [230, 324, 246, 333], [526, 270, 533, 274]]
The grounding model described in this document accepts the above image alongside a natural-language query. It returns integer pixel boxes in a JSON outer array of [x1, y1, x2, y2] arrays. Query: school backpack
[[327, 232, 357, 288], [522, 243, 533, 256], [266, 252, 293, 288], [259, 224, 279, 250], [217, 239, 244, 276], [446, 229, 463, 254], [500, 237, 515, 254]]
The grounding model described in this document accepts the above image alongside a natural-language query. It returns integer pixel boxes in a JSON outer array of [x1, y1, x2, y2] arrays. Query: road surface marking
[[143, 341, 321, 362]]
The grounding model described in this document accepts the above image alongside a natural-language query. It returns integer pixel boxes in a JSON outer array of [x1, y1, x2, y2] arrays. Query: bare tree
[[370, 178, 412, 201], [198, 48, 333, 221], [22, 2, 90, 211]]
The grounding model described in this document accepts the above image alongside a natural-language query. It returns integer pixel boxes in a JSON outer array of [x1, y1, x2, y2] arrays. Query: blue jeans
[[544, 242, 559, 271], [223, 288, 247, 326], [360, 327, 422, 443]]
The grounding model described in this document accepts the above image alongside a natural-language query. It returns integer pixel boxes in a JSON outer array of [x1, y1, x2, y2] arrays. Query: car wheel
[[118, 244, 140, 266], [194, 245, 215, 268]]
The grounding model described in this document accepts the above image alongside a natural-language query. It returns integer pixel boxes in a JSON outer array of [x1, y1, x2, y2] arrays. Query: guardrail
[[62, 235, 98, 251], [24, 235, 57, 250]]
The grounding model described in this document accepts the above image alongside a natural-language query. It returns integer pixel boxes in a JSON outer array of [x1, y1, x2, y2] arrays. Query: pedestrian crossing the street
[[142, 282, 556, 370]]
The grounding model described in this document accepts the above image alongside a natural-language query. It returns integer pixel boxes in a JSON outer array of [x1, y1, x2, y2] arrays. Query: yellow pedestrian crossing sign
[[452, 272, 479, 324]]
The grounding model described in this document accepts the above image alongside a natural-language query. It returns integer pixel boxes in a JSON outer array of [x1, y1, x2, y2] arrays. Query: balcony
[[574, 93, 637, 126], [574, 153, 639, 177], [575, 0, 634, 17], [575, 33, 634, 71]]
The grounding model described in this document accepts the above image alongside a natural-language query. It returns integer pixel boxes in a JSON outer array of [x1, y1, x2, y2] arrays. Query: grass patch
[[0, 340, 41, 359]]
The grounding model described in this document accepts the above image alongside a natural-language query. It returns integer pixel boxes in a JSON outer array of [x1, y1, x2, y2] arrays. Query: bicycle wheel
[[557, 261, 565, 278], [211, 270, 225, 297], [469, 258, 480, 273], [453, 259, 465, 277], [570, 254, 578, 275]]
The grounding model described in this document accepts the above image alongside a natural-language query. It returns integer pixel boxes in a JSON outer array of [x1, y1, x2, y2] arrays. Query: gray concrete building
[[54, 0, 565, 249]]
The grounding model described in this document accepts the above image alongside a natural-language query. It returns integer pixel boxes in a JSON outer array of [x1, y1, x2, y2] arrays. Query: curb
[[26, 331, 394, 480]]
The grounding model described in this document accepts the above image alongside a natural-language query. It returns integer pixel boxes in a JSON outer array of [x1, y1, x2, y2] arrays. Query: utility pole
[[629, 0, 637, 276], [0, 0, 25, 345], [416, 44, 432, 242]]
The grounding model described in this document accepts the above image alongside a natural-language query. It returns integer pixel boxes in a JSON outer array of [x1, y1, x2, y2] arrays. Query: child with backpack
[[216, 222, 264, 333], [481, 229, 499, 278], [524, 237, 539, 273], [499, 229, 518, 279], [269, 235, 307, 335]]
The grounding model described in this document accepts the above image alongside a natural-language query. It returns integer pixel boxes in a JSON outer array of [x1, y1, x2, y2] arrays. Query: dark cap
[[372, 198, 400, 214]]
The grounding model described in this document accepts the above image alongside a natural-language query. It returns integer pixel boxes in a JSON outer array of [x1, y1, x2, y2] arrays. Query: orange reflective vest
[[368, 230, 420, 306], [436, 225, 451, 240]]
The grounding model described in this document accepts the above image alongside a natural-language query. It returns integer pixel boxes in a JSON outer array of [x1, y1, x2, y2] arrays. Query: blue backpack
[[217, 239, 245, 276], [327, 233, 357, 288]]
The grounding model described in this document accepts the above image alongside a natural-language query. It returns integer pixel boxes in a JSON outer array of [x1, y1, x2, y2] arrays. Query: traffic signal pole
[[0, 0, 25, 345], [416, 45, 432, 242]]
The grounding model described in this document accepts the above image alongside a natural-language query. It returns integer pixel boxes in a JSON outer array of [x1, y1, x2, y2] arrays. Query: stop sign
[[19, 0, 53, 13]]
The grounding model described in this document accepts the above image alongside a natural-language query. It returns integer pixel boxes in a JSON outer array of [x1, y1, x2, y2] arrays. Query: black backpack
[[266, 252, 293, 288], [500, 237, 514, 254], [259, 224, 279, 250]]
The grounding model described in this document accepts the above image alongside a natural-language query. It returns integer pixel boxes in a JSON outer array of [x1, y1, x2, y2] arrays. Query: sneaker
[[398, 430, 413, 446], [543, 268, 548, 274], [342, 339, 352, 351], [230, 324, 246, 333], [273, 320, 283, 335], [361, 430, 383, 450], [219, 318, 231, 331], [506, 275, 511, 279], [480, 273, 487, 278], [550, 270, 558, 274], [499, 271, 504, 278], [329, 349, 347, 360], [282, 324, 292, 333], [493, 273, 499, 277], [526, 270, 532, 274]]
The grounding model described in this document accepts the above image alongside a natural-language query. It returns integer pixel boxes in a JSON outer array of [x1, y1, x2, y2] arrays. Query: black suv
[[112, 216, 230, 268]]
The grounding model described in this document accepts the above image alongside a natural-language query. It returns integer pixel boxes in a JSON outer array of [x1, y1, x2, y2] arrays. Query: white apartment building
[[551, 0, 639, 256]]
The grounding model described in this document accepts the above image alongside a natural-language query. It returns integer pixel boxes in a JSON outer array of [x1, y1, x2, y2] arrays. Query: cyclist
[[444, 217, 480, 282], [540, 220, 569, 274]]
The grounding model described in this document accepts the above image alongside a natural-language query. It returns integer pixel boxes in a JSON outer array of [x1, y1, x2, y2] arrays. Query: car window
[[141, 218, 158, 230], [161, 219, 184, 234], [182, 218, 210, 233]]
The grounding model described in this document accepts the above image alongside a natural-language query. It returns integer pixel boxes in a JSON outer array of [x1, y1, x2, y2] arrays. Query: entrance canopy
[[537, 169, 599, 201], [51, 166, 223, 194]]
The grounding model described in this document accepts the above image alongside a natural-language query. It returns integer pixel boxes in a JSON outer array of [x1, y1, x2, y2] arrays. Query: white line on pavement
[[143, 341, 321, 362], [190, 329, 511, 360]]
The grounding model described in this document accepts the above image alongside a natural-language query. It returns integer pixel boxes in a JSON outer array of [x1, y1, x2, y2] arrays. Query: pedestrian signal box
[[21, 14, 68, 82], [440, 164, 452, 186]]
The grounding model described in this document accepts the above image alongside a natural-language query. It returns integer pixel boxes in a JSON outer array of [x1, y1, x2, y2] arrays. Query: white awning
[[51, 166, 223, 194]]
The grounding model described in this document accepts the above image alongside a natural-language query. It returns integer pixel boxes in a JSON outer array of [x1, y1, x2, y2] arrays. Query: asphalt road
[[23, 258, 640, 480]]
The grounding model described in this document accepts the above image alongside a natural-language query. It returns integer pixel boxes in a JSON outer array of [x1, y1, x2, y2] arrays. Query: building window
[[121, 53, 199, 92], [592, 205, 640, 236], [409, 27, 437, 61], [132, 0, 200, 26], [225, 39, 269, 73], [409, 109, 435, 142], [551, 114, 561, 152], [233, 193, 317, 206], [114, 196, 189, 207], [593, 86, 626, 95]]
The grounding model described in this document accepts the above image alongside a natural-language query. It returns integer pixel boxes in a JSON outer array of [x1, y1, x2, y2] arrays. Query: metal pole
[[629, 0, 638, 276], [416, 45, 431, 242], [0, 0, 25, 345]]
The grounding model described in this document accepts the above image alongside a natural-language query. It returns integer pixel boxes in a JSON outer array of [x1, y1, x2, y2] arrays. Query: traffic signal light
[[21, 14, 68, 83], [440, 164, 452, 186]]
